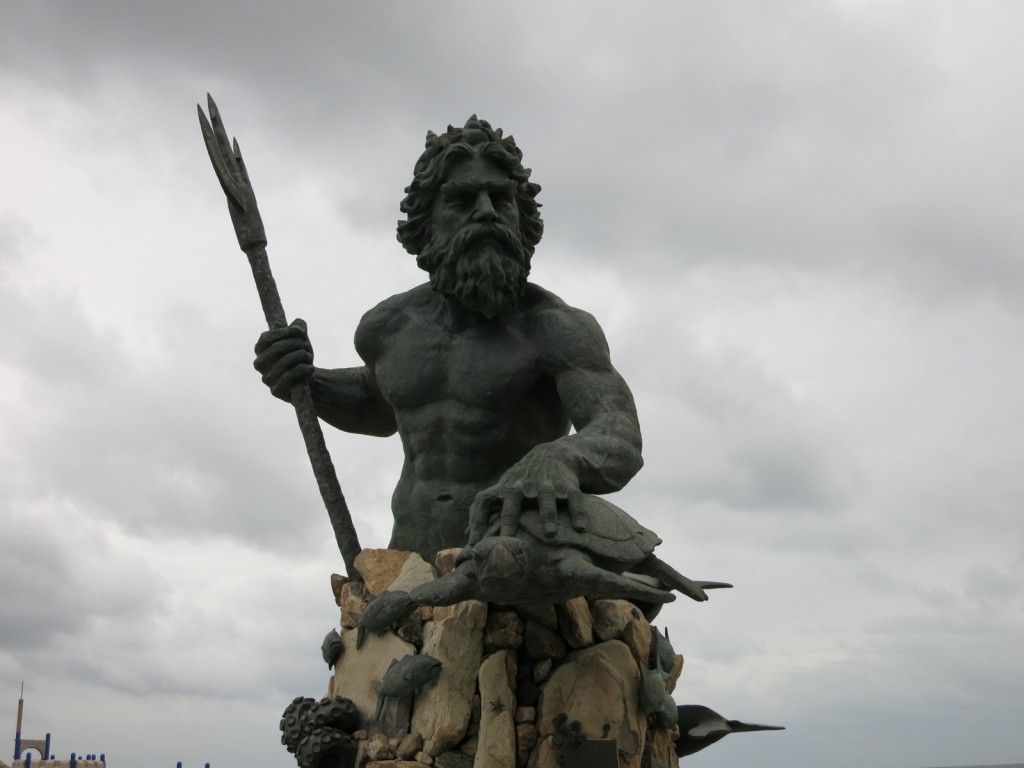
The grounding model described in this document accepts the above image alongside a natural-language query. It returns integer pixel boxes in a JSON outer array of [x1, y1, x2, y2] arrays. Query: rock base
[[320, 549, 684, 768]]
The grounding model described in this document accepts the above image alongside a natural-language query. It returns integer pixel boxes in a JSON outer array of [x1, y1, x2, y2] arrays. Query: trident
[[197, 94, 362, 580]]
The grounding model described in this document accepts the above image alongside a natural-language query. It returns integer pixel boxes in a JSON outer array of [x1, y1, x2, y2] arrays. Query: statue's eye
[[443, 188, 472, 208]]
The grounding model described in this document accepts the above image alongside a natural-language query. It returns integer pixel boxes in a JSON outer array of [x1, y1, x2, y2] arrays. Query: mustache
[[451, 223, 523, 258]]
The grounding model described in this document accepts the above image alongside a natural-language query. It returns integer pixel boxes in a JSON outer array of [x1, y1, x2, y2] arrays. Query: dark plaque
[[561, 739, 619, 768], [552, 714, 619, 768]]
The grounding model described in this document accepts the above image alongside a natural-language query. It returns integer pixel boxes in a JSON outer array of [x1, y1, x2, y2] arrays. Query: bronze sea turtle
[[409, 495, 715, 607]]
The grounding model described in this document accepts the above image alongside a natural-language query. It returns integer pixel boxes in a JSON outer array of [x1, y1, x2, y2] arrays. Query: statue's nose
[[472, 190, 498, 222]]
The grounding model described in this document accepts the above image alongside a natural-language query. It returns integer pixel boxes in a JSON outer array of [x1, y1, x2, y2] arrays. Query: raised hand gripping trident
[[198, 94, 362, 579]]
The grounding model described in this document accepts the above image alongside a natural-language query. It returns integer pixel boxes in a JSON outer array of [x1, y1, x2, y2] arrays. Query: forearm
[[520, 412, 643, 494], [309, 366, 397, 437]]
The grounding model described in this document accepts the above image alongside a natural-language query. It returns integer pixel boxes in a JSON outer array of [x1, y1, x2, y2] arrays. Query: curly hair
[[397, 116, 543, 270]]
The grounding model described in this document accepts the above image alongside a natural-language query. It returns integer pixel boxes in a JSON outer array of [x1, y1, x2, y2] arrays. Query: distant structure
[[3, 684, 105, 768]]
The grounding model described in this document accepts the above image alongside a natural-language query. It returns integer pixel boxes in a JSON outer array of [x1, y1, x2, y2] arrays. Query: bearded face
[[421, 221, 531, 318], [416, 155, 534, 318]]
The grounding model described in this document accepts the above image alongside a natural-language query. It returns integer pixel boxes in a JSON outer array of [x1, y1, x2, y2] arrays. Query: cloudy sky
[[2, 2, 1023, 767]]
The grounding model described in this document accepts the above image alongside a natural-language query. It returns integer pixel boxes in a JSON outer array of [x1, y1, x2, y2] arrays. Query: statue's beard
[[421, 223, 531, 318]]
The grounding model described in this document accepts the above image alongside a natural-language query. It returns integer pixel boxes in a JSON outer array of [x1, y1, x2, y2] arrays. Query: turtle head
[[473, 535, 531, 595]]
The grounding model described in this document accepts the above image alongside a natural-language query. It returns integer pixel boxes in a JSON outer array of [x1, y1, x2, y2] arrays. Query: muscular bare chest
[[374, 317, 545, 411]]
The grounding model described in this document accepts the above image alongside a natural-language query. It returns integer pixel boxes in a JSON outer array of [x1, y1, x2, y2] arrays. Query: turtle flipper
[[409, 568, 478, 607], [629, 555, 709, 602], [558, 552, 677, 604]]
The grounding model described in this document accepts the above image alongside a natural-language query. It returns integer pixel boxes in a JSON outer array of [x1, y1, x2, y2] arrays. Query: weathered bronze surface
[[407, 497, 710, 606], [199, 95, 362, 579], [200, 103, 781, 768], [674, 704, 785, 757], [279, 695, 359, 768], [371, 654, 442, 720], [254, 116, 645, 567]]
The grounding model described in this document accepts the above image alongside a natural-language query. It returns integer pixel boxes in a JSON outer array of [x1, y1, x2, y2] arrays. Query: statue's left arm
[[469, 304, 642, 542], [537, 305, 643, 491]]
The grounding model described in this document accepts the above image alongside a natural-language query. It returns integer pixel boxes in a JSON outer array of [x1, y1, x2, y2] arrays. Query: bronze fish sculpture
[[371, 654, 442, 719], [638, 667, 678, 730], [652, 626, 675, 681], [321, 628, 343, 669], [355, 590, 419, 649]]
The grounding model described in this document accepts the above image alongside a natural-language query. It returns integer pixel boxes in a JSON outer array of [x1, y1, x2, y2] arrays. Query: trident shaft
[[198, 94, 362, 580]]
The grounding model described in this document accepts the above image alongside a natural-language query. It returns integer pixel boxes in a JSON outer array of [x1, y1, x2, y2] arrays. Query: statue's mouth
[[455, 223, 520, 251]]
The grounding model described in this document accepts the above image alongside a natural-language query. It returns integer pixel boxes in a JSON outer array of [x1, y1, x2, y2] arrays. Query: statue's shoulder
[[521, 283, 605, 337], [520, 284, 609, 363], [354, 284, 433, 358]]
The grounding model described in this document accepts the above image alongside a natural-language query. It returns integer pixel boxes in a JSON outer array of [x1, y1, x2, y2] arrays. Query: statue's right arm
[[253, 314, 397, 438], [309, 366, 396, 437]]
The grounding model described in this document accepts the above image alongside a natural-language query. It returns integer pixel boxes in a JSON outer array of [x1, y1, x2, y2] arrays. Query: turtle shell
[[487, 494, 661, 567]]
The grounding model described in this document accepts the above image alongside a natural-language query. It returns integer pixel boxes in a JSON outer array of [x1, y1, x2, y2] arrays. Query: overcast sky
[[2, 2, 1023, 767]]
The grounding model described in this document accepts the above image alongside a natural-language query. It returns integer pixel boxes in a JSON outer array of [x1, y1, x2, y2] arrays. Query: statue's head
[[397, 116, 543, 317]]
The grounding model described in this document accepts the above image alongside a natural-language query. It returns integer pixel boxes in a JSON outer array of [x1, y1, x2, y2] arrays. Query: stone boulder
[[537, 640, 644, 768]]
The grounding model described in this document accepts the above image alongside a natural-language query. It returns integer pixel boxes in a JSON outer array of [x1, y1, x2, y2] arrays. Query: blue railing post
[[70, 751, 77, 768], [44, 732, 51, 760], [24, 750, 32, 767]]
